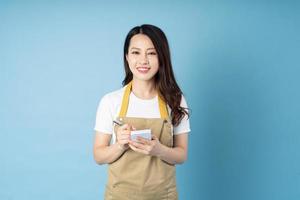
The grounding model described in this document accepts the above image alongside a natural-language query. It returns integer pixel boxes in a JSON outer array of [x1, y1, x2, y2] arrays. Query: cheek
[[148, 56, 158, 63], [151, 58, 159, 69], [127, 57, 137, 67]]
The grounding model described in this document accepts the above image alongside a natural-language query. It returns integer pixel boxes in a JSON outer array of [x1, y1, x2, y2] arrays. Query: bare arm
[[93, 124, 133, 165], [158, 133, 188, 165], [93, 132, 125, 164]]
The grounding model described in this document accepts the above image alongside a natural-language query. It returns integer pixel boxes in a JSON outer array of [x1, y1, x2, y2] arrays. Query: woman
[[93, 24, 191, 200]]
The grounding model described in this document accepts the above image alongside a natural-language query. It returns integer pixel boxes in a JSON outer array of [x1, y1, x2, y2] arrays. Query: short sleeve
[[94, 95, 113, 134], [173, 95, 191, 135]]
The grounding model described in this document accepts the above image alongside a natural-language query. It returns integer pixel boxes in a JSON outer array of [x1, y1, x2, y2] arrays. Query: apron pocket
[[160, 120, 173, 147]]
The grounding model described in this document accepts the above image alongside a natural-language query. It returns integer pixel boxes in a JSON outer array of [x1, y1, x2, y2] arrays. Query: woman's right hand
[[116, 124, 134, 150]]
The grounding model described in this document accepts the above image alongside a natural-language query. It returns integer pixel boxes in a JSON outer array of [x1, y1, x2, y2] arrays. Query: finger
[[121, 124, 130, 130], [119, 134, 131, 140], [120, 124, 134, 132], [137, 137, 151, 145], [152, 135, 158, 140], [129, 144, 149, 155], [117, 131, 129, 137], [118, 140, 129, 145], [129, 140, 149, 151], [120, 131, 131, 136], [119, 136, 130, 142], [118, 136, 129, 142]]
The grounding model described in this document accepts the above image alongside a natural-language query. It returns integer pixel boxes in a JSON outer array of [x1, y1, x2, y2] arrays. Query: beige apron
[[104, 81, 178, 200]]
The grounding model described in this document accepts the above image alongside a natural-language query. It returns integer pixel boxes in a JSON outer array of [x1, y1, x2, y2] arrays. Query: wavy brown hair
[[122, 24, 189, 126]]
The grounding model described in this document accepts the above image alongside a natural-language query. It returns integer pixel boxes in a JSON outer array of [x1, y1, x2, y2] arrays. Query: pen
[[113, 120, 123, 126]]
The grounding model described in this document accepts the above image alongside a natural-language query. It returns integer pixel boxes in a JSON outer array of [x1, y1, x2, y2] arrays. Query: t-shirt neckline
[[130, 91, 158, 102]]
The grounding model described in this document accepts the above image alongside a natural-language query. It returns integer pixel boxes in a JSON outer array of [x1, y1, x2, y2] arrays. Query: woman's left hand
[[129, 135, 162, 156]]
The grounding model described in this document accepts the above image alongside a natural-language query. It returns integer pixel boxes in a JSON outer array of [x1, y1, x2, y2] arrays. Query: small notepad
[[130, 129, 152, 141]]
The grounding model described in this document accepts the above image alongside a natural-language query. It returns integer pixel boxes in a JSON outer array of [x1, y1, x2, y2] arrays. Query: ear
[[125, 54, 129, 62]]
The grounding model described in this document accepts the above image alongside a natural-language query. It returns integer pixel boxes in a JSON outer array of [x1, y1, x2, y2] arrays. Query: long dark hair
[[123, 24, 189, 126]]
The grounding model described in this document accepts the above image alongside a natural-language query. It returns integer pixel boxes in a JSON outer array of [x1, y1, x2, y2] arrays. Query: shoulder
[[96, 87, 125, 116], [94, 87, 125, 134]]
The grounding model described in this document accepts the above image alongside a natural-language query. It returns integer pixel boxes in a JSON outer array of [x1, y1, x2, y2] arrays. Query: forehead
[[129, 34, 155, 49]]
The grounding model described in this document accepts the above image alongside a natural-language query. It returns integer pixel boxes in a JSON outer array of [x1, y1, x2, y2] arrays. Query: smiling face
[[125, 34, 159, 82]]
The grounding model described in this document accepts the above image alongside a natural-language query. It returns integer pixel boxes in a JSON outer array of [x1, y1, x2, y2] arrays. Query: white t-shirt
[[94, 86, 191, 143]]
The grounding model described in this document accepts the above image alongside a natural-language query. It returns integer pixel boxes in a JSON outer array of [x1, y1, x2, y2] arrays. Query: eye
[[131, 51, 139, 54], [148, 52, 157, 55]]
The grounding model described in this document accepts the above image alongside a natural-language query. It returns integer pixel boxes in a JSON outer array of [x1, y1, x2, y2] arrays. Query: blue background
[[1, 1, 299, 199]]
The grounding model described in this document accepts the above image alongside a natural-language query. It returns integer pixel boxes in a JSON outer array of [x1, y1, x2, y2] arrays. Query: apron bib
[[105, 81, 178, 200]]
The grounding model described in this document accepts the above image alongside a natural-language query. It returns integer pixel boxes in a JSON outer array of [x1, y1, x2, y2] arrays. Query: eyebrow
[[130, 47, 156, 50]]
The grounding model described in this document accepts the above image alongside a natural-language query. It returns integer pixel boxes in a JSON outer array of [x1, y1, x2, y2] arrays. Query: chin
[[132, 74, 156, 82], [134, 76, 154, 82]]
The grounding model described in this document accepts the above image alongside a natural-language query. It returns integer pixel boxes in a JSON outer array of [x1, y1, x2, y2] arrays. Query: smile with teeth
[[137, 67, 151, 73]]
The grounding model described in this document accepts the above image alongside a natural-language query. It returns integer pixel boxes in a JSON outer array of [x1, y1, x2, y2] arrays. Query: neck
[[131, 78, 157, 100]]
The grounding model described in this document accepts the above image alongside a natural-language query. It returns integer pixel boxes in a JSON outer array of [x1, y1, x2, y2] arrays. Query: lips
[[137, 66, 150, 73]]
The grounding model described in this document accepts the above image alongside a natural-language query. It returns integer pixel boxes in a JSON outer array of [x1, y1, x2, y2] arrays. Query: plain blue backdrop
[[1, 1, 299, 200]]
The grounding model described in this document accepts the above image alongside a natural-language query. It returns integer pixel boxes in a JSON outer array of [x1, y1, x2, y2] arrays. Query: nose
[[139, 53, 149, 64]]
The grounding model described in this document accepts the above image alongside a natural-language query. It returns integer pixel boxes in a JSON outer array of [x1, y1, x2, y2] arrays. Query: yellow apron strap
[[118, 81, 132, 118], [158, 94, 169, 119], [118, 81, 169, 119]]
